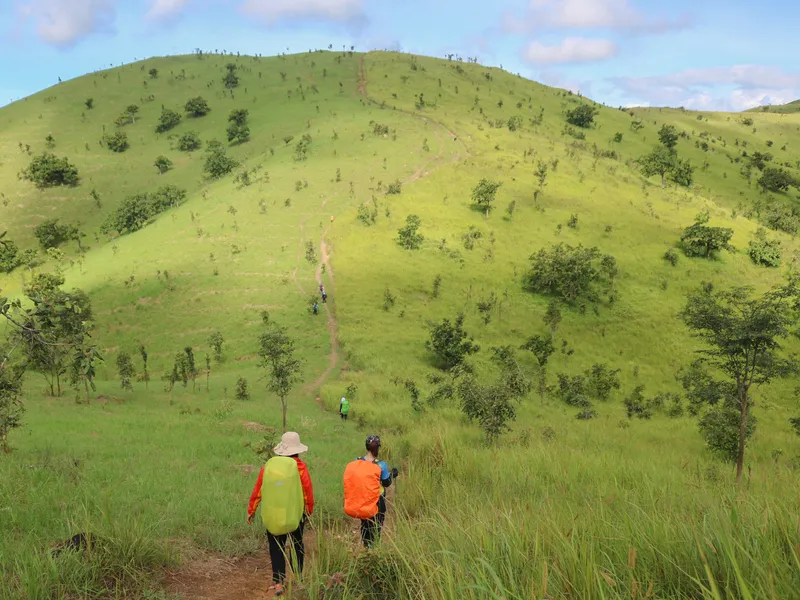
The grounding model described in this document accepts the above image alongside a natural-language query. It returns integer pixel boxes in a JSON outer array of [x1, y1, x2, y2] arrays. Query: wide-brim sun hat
[[273, 431, 308, 456]]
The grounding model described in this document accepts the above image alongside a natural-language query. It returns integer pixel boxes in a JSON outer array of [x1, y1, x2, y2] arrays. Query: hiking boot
[[274, 583, 285, 596]]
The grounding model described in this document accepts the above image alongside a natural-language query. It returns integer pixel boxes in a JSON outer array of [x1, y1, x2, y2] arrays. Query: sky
[[1, 0, 798, 111]]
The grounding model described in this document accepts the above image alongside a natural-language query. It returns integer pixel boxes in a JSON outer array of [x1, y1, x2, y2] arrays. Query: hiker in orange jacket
[[247, 432, 314, 597], [356, 435, 398, 547]]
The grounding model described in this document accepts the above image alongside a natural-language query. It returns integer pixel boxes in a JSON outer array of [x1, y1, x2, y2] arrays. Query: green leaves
[[20, 152, 79, 188], [524, 243, 616, 307]]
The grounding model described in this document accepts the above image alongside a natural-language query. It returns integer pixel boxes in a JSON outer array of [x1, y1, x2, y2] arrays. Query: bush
[[0, 240, 21, 273], [387, 180, 402, 195], [235, 377, 250, 401], [103, 131, 129, 153], [758, 167, 797, 193], [184, 96, 210, 117], [397, 215, 423, 250], [747, 231, 781, 267], [699, 405, 756, 462], [426, 314, 479, 370], [154, 155, 173, 174], [155, 108, 181, 133], [101, 185, 187, 235], [204, 140, 238, 178], [523, 243, 616, 306], [663, 248, 679, 266], [565, 104, 598, 128], [177, 131, 202, 152], [33, 219, 74, 249], [21, 152, 79, 188]]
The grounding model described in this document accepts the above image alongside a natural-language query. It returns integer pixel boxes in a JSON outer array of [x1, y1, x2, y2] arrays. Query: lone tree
[[154, 155, 173, 174], [565, 103, 598, 128], [184, 96, 211, 117], [637, 145, 675, 188], [471, 178, 502, 217], [85, 98, 94, 110], [139, 345, 149, 390], [204, 140, 238, 178], [680, 213, 734, 259], [21, 152, 79, 188], [208, 331, 224, 363], [116, 351, 136, 391], [227, 108, 250, 144], [177, 131, 202, 152], [103, 131, 129, 152], [397, 215, 424, 249], [426, 313, 479, 370], [223, 64, 240, 89], [658, 124, 679, 150], [149, 68, 159, 79], [680, 283, 799, 483], [524, 243, 616, 307], [258, 317, 302, 433], [155, 108, 181, 133], [758, 167, 797, 193]]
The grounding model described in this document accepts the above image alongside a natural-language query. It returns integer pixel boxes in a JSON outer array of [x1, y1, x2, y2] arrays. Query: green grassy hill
[[746, 99, 800, 114], [2, 50, 800, 599]]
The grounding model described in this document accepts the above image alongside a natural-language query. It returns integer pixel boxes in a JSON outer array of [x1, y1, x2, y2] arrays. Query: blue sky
[[1, 0, 798, 111]]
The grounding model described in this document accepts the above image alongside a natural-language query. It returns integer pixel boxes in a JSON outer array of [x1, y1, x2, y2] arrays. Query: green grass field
[[2, 49, 800, 599]]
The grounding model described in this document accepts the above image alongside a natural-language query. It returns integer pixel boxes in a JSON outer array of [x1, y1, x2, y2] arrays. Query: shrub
[[101, 185, 187, 235], [663, 248, 679, 266], [33, 219, 74, 249], [103, 131, 129, 152], [235, 377, 250, 400], [397, 215, 423, 250], [426, 314, 479, 370], [565, 104, 598, 128], [21, 152, 79, 188], [177, 131, 202, 152], [154, 155, 173, 174], [747, 230, 781, 267], [155, 108, 181, 133], [387, 180, 402, 195], [523, 243, 615, 306], [0, 240, 21, 273], [184, 96, 210, 117], [758, 167, 797, 193], [204, 140, 238, 178]]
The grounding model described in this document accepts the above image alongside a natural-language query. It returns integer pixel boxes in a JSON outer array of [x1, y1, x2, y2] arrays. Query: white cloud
[[145, 0, 192, 22], [505, 0, 691, 35], [611, 65, 800, 110], [239, 0, 366, 25], [524, 37, 617, 65], [18, 0, 116, 47]]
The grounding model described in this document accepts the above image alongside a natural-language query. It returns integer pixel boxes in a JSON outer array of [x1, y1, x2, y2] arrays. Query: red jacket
[[248, 456, 314, 518]]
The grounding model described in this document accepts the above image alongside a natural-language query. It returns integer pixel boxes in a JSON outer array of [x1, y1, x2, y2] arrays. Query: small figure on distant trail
[[312, 302, 319, 316], [248, 432, 314, 597], [339, 396, 350, 421], [319, 284, 324, 295], [343, 435, 399, 548], [321, 291, 328, 304], [330, 215, 335, 223]]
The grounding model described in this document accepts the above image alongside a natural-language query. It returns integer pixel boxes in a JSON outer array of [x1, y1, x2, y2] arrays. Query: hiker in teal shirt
[[339, 396, 350, 421]]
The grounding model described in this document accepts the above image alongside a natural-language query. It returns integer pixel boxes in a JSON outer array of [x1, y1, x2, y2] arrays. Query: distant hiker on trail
[[343, 435, 399, 548], [321, 290, 328, 304], [339, 396, 350, 421], [312, 302, 319, 316], [247, 432, 314, 597], [319, 284, 324, 294]]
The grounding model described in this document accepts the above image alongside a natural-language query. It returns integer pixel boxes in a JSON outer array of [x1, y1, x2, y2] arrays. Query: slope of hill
[[2, 49, 800, 599], [746, 99, 800, 113]]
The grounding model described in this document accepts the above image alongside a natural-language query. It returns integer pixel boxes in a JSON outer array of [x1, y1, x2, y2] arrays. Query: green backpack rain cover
[[260, 456, 303, 535]]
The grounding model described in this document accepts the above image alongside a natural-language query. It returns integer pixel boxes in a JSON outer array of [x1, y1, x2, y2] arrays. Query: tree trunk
[[281, 396, 287, 433], [84, 378, 90, 405], [661, 173, 665, 188], [735, 389, 748, 484]]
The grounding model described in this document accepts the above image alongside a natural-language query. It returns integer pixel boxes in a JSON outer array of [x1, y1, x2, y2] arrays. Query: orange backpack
[[343, 459, 382, 519]]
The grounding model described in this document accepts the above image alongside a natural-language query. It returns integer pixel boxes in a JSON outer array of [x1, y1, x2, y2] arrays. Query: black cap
[[366, 435, 381, 447]]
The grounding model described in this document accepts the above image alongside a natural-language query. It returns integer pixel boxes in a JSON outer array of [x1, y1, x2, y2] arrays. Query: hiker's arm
[[299, 465, 315, 516], [247, 466, 265, 521]]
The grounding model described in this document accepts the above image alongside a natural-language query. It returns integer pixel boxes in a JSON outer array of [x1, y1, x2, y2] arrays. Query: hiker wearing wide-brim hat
[[247, 432, 314, 597]]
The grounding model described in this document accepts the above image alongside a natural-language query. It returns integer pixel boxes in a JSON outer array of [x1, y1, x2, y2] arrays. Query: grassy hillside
[[2, 49, 800, 599], [746, 99, 800, 114]]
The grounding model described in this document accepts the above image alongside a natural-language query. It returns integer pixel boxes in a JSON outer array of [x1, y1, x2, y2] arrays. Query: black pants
[[360, 495, 386, 548], [267, 518, 305, 584], [340, 413, 348, 421]]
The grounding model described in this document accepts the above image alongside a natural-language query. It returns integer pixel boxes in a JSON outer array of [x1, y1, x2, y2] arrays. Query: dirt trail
[[161, 54, 469, 600]]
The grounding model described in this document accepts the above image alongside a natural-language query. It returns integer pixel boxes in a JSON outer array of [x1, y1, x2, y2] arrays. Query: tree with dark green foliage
[[524, 243, 616, 307], [45, 134, 55, 149], [586, 363, 621, 401], [227, 108, 250, 144], [223, 69, 240, 89], [624, 385, 653, 419], [0, 364, 25, 453], [148, 68, 158, 79], [0, 239, 21, 274], [748, 228, 781, 267], [637, 145, 676, 188], [184, 96, 211, 117], [397, 215, 423, 249], [680, 213, 733, 259], [680, 283, 799, 483], [155, 108, 181, 133], [658, 124, 679, 150], [125, 105, 139, 124], [471, 178, 502, 217], [33, 219, 75, 249], [565, 103, 598, 128], [258, 318, 302, 433], [520, 334, 555, 398], [116, 352, 136, 391], [235, 377, 250, 400], [84, 98, 94, 110], [154, 155, 173, 174], [543, 300, 562, 335], [139, 345, 149, 391], [758, 167, 797, 193], [203, 139, 238, 178], [669, 157, 695, 187], [103, 131, 129, 152], [70, 343, 102, 405], [21, 152, 79, 188], [177, 131, 202, 152], [426, 313, 479, 370], [184, 347, 198, 391], [101, 185, 187, 235]]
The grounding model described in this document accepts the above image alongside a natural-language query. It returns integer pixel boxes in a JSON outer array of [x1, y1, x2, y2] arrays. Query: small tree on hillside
[[637, 145, 675, 188], [543, 300, 562, 335], [184, 96, 211, 117], [103, 131, 129, 152], [155, 108, 181, 133], [471, 178, 502, 217], [426, 313, 479, 370], [154, 155, 173, 174], [0, 365, 25, 453], [0, 239, 21, 274], [208, 331, 224, 363], [149, 68, 159, 79], [184, 347, 198, 391], [258, 319, 302, 433], [33, 219, 73, 249], [680, 213, 734, 259], [116, 351, 136, 391], [204, 140, 238, 178], [565, 104, 598, 128], [177, 131, 202, 152], [680, 283, 799, 483], [397, 215, 423, 249], [125, 105, 140, 124], [758, 167, 797, 193], [85, 98, 94, 110], [227, 108, 250, 144], [21, 153, 79, 188], [139, 345, 149, 390], [524, 243, 616, 307], [658, 124, 679, 150]]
